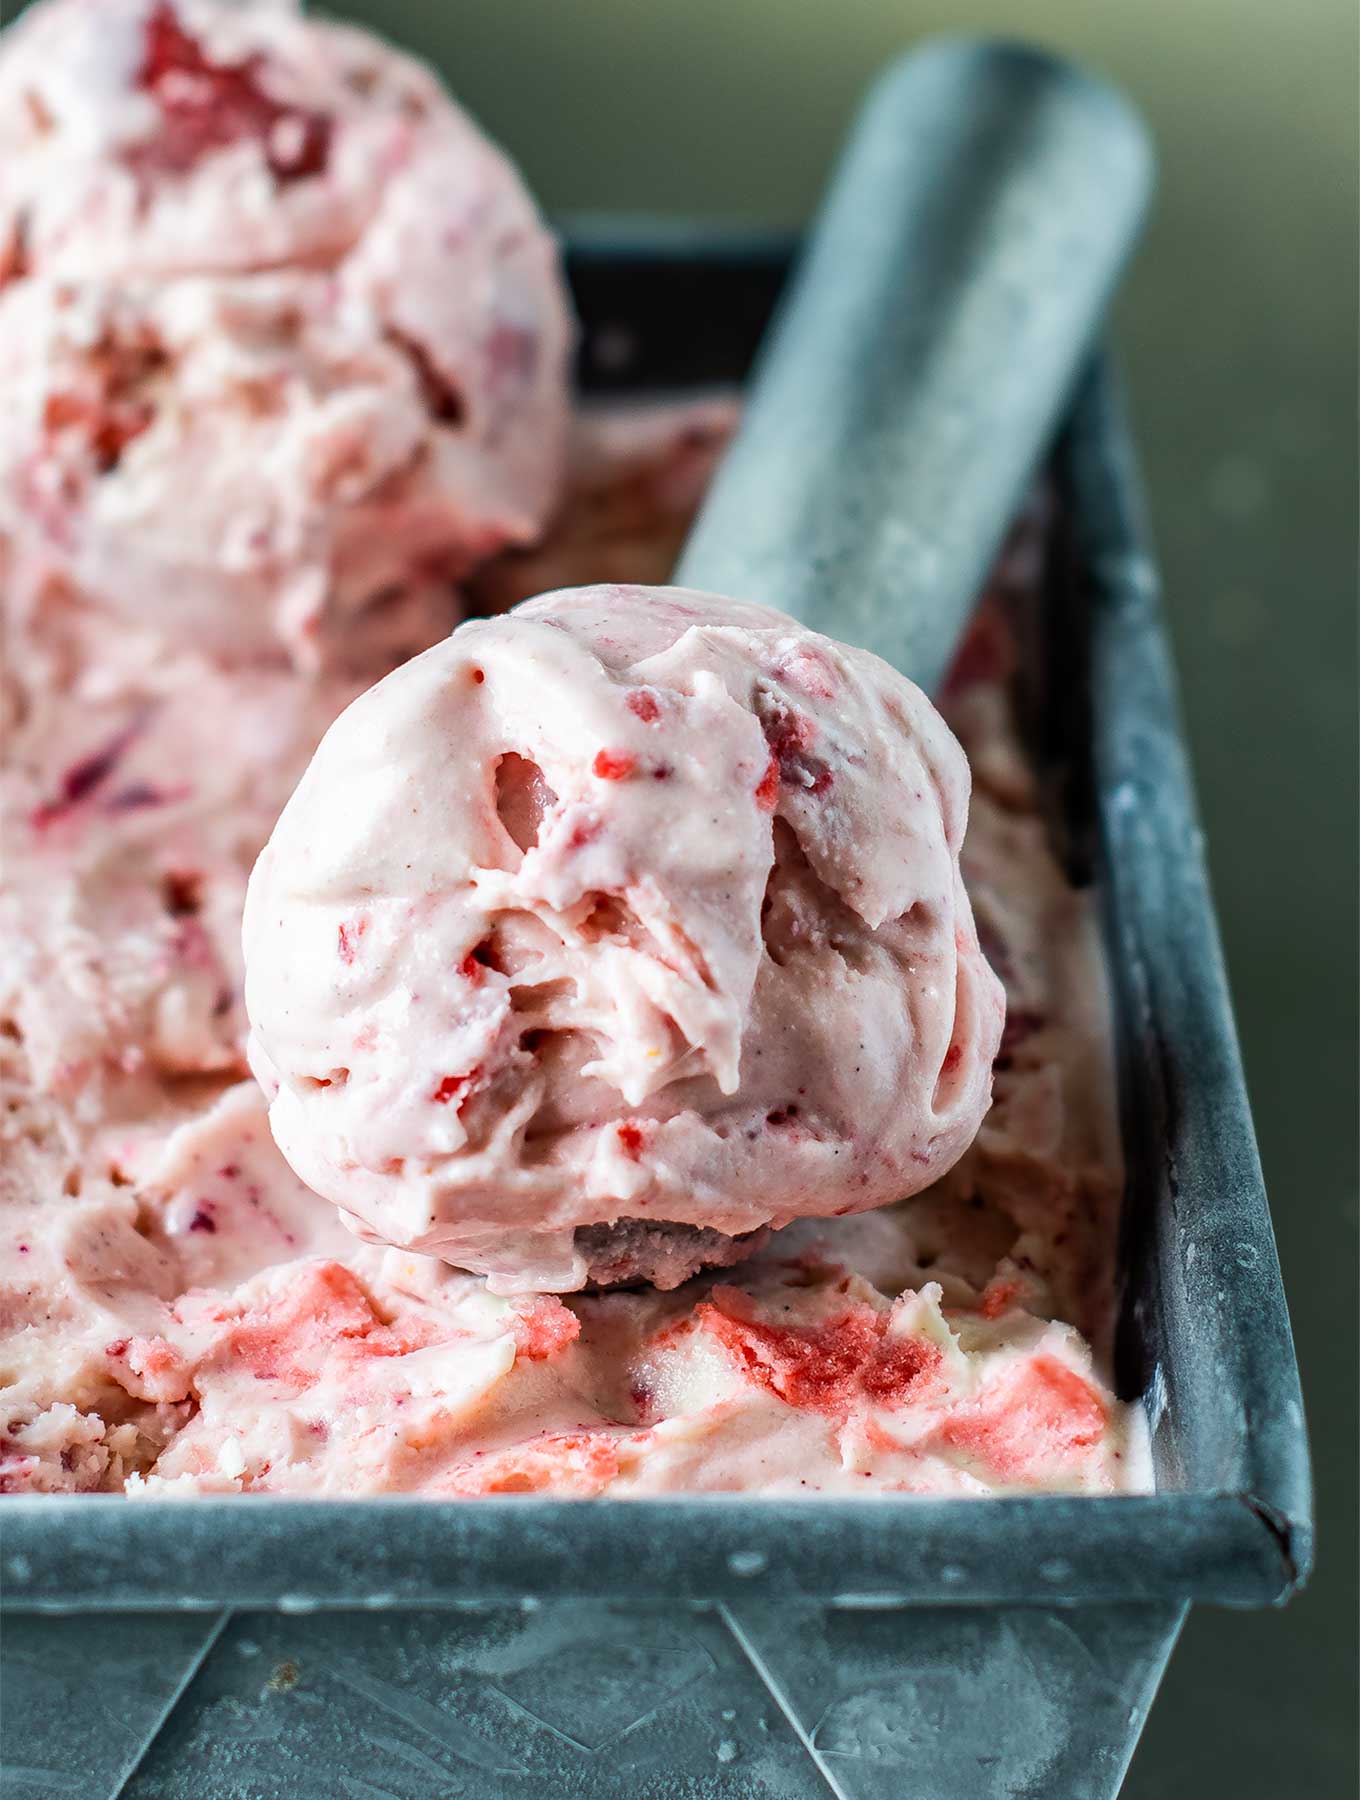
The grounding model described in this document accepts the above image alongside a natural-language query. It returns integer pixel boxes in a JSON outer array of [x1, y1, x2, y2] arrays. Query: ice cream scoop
[[678, 41, 1152, 687], [244, 585, 1004, 1291], [0, 0, 572, 664]]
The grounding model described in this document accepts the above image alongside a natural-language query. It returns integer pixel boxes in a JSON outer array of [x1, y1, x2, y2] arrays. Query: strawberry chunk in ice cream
[[244, 584, 1006, 1292]]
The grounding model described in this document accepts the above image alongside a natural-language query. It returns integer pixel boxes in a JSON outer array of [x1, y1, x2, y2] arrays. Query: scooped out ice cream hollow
[[0, 0, 572, 665], [244, 584, 1006, 1293]]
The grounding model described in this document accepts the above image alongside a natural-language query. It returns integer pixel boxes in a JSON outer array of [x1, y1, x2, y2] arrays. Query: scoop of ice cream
[[0, 0, 571, 664], [244, 584, 1005, 1292]]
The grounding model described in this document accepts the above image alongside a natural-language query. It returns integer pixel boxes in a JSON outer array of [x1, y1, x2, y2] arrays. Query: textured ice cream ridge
[[0, 395, 1148, 1498], [0, 0, 572, 664], [244, 585, 1006, 1293]]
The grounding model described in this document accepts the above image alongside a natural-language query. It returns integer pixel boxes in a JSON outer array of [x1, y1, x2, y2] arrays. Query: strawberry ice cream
[[468, 397, 741, 612], [0, 0, 1147, 1506], [244, 585, 1006, 1292], [0, 497, 1147, 1496], [0, 0, 571, 663]]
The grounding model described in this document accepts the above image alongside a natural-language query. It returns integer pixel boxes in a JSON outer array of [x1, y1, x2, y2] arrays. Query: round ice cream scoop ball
[[0, 0, 572, 665], [243, 584, 1005, 1293]]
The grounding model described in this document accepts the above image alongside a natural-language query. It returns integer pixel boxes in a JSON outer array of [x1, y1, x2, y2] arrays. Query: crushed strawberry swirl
[[27, 708, 154, 831], [132, 2, 333, 183], [756, 691, 833, 796], [698, 1286, 943, 1415]]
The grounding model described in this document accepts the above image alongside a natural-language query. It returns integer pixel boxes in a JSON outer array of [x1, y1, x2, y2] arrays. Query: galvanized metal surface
[[2, 1602, 1186, 1799]]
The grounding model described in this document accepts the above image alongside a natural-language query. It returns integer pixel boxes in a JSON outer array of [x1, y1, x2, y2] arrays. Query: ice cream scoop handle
[[675, 38, 1153, 692]]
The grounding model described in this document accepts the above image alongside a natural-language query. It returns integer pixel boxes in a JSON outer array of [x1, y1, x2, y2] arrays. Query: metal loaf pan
[[0, 235, 1312, 1800]]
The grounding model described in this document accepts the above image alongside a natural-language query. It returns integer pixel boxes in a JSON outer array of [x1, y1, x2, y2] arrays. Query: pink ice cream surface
[[0, 469, 1147, 1497], [244, 583, 1006, 1293], [0, 0, 572, 664]]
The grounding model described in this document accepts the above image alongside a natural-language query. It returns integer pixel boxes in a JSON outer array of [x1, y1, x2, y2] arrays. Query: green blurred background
[[358, 1, 1350, 1789]]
